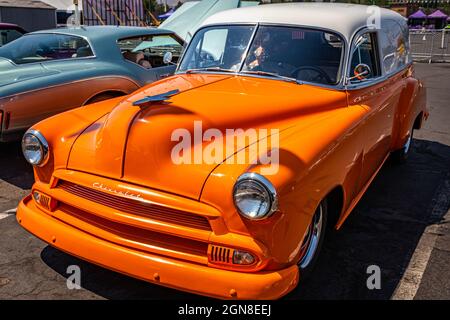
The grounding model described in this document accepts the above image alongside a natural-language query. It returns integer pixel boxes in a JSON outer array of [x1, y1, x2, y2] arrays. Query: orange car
[[17, 4, 428, 299]]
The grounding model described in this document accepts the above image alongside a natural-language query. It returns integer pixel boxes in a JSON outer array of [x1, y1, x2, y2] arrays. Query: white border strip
[[392, 177, 450, 300], [0, 208, 17, 220]]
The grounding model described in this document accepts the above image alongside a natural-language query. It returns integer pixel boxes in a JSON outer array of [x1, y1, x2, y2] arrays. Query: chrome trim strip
[[0, 75, 140, 100], [233, 172, 278, 220], [345, 62, 412, 91]]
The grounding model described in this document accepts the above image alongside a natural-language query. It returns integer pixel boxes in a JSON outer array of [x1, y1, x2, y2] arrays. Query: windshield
[[178, 25, 344, 85], [0, 33, 93, 64]]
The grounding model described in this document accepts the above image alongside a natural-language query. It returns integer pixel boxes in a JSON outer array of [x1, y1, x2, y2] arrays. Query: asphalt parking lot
[[0, 62, 449, 300]]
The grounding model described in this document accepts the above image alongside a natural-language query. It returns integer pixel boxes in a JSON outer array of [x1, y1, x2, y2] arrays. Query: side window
[[349, 32, 380, 82], [0, 29, 23, 46], [117, 35, 183, 69], [0, 33, 93, 64], [379, 20, 410, 75]]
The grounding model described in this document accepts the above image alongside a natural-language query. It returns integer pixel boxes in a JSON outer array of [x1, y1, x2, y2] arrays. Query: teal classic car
[[0, 26, 184, 142]]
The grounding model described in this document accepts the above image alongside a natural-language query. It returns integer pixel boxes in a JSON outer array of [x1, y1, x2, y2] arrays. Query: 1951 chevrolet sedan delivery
[[17, 3, 428, 299]]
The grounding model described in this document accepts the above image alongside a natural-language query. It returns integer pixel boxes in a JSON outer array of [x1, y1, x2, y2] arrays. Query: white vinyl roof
[[201, 3, 405, 42]]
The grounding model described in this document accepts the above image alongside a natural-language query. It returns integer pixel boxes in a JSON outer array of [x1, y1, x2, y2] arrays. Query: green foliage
[[143, 0, 165, 15]]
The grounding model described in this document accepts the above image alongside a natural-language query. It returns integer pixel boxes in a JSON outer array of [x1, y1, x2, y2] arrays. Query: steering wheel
[[290, 66, 332, 84]]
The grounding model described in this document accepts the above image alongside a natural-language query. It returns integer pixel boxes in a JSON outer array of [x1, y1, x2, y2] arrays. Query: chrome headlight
[[233, 173, 278, 220], [21, 130, 49, 167]]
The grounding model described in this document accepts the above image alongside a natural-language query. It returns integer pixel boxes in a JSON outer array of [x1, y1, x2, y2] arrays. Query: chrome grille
[[58, 180, 211, 231]]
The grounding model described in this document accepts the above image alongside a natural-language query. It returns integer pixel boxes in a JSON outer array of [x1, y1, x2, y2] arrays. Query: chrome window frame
[[176, 22, 348, 90], [345, 28, 383, 89], [116, 32, 185, 71], [345, 26, 413, 91]]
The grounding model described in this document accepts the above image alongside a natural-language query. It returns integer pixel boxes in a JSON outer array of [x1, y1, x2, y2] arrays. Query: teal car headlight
[[233, 173, 278, 220], [22, 130, 49, 167]]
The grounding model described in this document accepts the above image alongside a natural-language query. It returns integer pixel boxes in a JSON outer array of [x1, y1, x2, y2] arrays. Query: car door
[[346, 30, 397, 189], [117, 34, 183, 84]]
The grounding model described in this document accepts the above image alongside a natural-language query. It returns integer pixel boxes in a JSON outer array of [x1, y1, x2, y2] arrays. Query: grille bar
[[210, 245, 233, 264], [58, 180, 211, 231]]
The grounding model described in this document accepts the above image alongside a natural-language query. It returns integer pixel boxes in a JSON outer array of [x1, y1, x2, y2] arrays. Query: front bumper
[[17, 195, 299, 299]]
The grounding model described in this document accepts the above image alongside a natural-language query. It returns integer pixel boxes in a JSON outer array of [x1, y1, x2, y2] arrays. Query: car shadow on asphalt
[[0, 142, 34, 190], [38, 139, 450, 300]]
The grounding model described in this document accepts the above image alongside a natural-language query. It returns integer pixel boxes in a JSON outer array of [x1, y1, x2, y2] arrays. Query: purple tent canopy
[[409, 10, 427, 19], [158, 8, 175, 20], [428, 10, 448, 19]]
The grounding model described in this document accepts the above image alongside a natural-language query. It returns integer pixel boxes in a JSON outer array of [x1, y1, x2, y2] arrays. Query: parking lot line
[[0, 208, 16, 220], [392, 176, 450, 300]]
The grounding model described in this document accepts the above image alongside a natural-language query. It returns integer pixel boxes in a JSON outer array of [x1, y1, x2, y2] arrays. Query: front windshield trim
[[176, 23, 347, 88], [176, 23, 258, 75]]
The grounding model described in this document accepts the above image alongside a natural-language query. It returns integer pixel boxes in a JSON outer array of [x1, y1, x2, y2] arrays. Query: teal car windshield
[[178, 25, 344, 85]]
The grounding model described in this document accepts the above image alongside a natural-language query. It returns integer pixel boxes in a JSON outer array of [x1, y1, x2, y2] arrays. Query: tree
[[175, 1, 183, 9], [143, 0, 165, 15]]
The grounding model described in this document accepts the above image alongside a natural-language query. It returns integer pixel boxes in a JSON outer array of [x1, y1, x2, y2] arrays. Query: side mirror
[[163, 51, 175, 65], [348, 63, 371, 82]]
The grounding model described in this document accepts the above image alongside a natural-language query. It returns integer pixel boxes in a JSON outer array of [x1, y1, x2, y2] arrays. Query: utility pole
[[73, 0, 81, 26]]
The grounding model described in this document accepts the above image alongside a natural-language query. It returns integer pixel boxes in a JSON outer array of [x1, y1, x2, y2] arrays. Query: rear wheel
[[297, 199, 328, 281], [392, 129, 413, 164]]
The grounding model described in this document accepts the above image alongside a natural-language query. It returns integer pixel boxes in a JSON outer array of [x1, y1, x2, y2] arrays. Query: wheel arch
[[323, 185, 345, 230], [413, 111, 424, 130], [83, 90, 128, 106]]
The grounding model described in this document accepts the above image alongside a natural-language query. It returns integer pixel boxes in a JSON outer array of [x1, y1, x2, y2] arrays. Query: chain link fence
[[410, 29, 450, 63]]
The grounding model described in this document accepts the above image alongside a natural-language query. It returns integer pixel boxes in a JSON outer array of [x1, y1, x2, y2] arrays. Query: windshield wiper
[[184, 67, 236, 74], [240, 70, 300, 84]]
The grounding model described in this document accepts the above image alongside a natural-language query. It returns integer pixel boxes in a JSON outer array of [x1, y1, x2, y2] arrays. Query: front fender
[[27, 96, 125, 183]]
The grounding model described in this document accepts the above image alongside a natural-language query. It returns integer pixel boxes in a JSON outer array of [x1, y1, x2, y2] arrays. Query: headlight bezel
[[21, 129, 49, 167], [233, 172, 278, 220]]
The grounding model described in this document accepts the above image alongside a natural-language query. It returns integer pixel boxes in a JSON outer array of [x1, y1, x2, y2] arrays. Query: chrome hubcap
[[299, 204, 323, 269]]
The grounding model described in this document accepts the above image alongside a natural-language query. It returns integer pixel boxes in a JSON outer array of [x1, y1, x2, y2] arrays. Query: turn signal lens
[[208, 245, 257, 267], [233, 250, 255, 265], [32, 191, 56, 211]]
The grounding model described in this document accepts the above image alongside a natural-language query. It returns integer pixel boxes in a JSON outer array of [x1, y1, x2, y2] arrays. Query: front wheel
[[297, 199, 328, 281], [391, 129, 413, 164]]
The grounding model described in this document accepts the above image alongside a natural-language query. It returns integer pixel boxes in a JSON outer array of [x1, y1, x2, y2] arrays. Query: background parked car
[[0, 26, 184, 142], [0, 23, 26, 47]]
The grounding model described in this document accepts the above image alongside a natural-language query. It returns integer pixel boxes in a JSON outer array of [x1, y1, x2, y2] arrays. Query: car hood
[[67, 73, 346, 200], [0, 58, 59, 89]]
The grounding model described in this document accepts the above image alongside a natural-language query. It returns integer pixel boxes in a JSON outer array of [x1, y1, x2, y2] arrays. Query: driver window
[[117, 35, 183, 69], [350, 32, 380, 82]]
